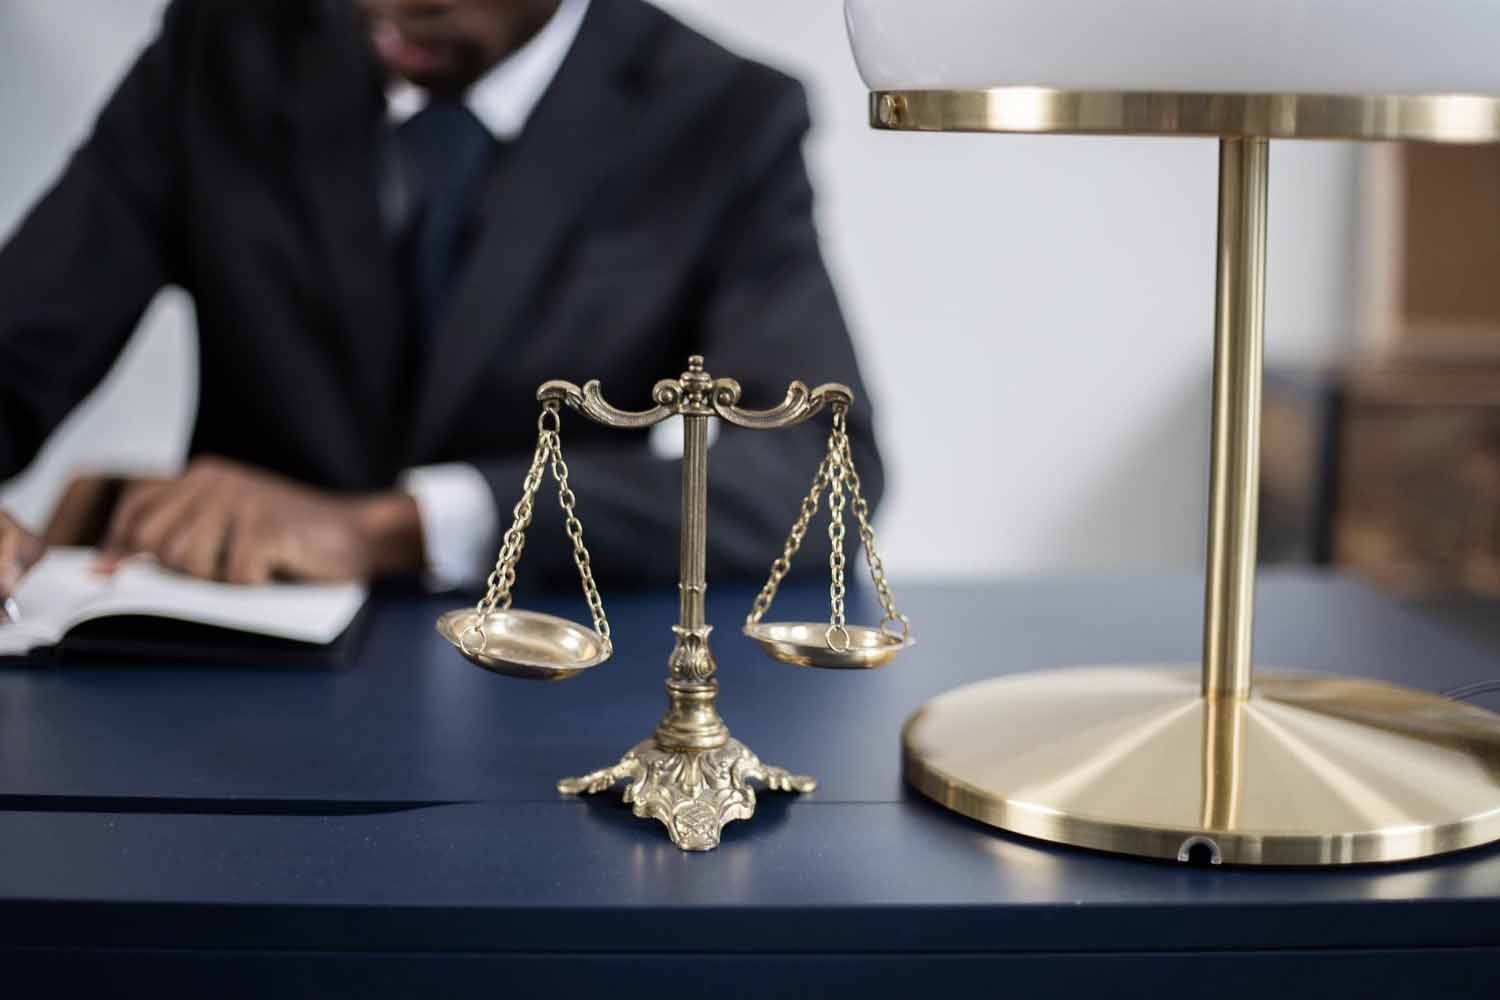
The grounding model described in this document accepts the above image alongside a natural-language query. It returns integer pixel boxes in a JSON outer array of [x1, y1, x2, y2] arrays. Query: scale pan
[[743, 621, 910, 670], [436, 608, 610, 681]]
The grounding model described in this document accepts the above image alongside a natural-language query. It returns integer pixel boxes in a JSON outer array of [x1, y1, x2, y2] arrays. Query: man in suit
[[0, 0, 882, 611]]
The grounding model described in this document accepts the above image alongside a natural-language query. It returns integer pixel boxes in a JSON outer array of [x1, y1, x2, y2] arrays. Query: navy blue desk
[[1, 573, 1498, 996]]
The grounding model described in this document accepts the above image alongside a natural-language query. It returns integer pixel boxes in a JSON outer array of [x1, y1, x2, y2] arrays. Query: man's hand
[[98, 456, 424, 584], [0, 509, 46, 618]]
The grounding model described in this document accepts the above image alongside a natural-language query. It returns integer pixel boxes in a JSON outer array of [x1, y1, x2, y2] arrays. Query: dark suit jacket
[[0, 0, 883, 585]]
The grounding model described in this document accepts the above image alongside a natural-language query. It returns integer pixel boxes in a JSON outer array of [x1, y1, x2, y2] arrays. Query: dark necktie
[[392, 101, 497, 340]]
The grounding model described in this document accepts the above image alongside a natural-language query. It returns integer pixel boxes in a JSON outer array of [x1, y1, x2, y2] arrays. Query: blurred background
[[2, 1, 1495, 644]]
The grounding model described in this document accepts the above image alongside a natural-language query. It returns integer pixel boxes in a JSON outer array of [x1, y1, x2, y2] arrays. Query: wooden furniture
[[1263, 365, 1500, 597], [1361, 144, 1500, 361]]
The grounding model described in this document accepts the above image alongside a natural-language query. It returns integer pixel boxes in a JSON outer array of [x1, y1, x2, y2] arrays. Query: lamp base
[[903, 667, 1500, 865], [558, 738, 815, 851]]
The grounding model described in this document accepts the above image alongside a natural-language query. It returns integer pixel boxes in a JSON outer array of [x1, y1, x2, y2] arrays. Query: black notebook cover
[[49, 600, 372, 666]]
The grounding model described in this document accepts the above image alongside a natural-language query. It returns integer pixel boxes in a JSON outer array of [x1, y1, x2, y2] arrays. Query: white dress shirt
[[394, 0, 589, 590]]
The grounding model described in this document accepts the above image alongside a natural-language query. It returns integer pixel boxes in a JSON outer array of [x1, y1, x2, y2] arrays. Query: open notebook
[[0, 548, 369, 663]]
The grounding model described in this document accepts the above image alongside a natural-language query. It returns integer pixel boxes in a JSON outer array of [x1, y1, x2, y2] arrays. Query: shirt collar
[[385, 0, 590, 141]]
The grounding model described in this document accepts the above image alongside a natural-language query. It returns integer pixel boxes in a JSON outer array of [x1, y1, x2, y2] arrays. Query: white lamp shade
[[846, 0, 1500, 97]]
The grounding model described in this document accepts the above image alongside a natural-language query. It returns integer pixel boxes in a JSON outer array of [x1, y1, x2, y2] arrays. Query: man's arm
[[0, 4, 185, 482], [93, 457, 425, 584], [467, 74, 884, 587]]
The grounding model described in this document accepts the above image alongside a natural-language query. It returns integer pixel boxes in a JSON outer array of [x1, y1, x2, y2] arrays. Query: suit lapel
[[406, 2, 658, 460], [291, 7, 405, 472]]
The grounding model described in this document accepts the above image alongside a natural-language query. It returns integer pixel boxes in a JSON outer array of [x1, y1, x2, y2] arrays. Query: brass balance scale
[[435, 355, 911, 851]]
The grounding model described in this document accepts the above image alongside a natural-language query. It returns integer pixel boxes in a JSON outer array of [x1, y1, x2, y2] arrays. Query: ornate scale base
[[903, 666, 1500, 865], [439, 356, 905, 852], [559, 737, 816, 851]]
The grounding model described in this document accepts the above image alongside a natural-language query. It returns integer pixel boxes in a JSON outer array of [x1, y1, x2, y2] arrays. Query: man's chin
[[388, 66, 454, 92], [376, 50, 478, 97], [371, 28, 461, 88]]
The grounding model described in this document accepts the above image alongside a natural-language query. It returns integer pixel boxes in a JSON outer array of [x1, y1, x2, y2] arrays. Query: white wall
[[0, 0, 196, 528], [0, 0, 1360, 578]]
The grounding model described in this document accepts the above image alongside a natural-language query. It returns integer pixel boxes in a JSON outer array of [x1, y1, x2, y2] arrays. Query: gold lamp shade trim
[[871, 88, 1500, 143]]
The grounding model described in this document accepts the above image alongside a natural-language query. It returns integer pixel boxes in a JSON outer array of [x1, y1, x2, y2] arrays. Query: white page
[[0, 548, 367, 652], [81, 554, 367, 644], [0, 549, 109, 655]]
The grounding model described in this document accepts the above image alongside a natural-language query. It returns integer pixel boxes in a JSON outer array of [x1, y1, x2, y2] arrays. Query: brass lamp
[[846, 0, 1500, 865]]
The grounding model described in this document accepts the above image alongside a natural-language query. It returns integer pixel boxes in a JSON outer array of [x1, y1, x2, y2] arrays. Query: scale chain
[[474, 404, 556, 619], [547, 421, 612, 649], [837, 426, 909, 640], [745, 452, 831, 627], [825, 410, 850, 652], [744, 403, 906, 652], [466, 400, 611, 655]]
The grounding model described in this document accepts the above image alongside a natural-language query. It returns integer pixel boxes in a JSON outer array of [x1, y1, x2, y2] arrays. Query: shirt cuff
[[399, 463, 499, 591]]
